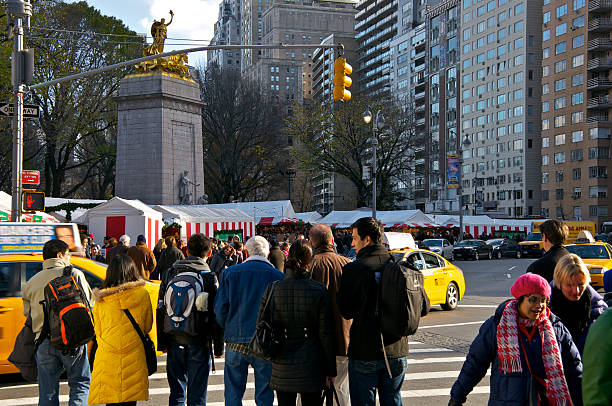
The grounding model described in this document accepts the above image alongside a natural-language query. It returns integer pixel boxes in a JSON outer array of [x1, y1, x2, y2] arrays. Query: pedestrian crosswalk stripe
[[401, 386, 490, 398], [410, 348, 454, 353], [404, 370, 491, 380], [407, 356, 467, 364]]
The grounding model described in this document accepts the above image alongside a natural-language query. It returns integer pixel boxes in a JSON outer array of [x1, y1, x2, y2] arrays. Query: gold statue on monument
[[135, 10, 191, 79]]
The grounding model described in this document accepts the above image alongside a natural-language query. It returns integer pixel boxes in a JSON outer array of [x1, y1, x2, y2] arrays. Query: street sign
[[22, 170, 40, 185], [0, 103, 40, 118], [22, 191, 45, 211]]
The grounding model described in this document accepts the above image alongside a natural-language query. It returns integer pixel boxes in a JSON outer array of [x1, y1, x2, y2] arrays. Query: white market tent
[[295, 211, 323, 224], [74, 197, 163, 251], [0, 191, 59, 223], [154, 205, 255, 241], [319, 209, 438, 228], [427, 214, 460, 228], [200, 200, 298, 225]]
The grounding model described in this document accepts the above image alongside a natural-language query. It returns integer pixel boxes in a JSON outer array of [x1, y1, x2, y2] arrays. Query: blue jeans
[[348, 356, 407, 406], [224, 347, 274, 406], [35, 339, 90, 406], [167, 343, 211, 406]]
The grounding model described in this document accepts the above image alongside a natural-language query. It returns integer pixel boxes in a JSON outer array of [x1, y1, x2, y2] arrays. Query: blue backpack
[[163, 271, 204, 335]]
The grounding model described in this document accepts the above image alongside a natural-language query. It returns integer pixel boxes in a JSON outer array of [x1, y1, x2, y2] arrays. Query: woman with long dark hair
[[88, 255, 153, 406], [256, 239, 336, 406]]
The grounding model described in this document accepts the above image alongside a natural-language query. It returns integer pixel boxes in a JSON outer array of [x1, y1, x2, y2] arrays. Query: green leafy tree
[[286, 97, 418, 209], [22, 0, 144, 198]]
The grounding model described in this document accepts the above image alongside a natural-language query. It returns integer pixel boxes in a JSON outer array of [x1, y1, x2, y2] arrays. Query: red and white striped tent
[[154, 205, 255, 241], [320, 209, 439, 229], [73, 197, 163, 251], [491, 219, 533, 234], [426, 214, 531, 236], [201, 200, 299, 225]]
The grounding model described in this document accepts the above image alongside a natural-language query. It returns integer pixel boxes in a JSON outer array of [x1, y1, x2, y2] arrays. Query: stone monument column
[[115, 72, 205, 204]]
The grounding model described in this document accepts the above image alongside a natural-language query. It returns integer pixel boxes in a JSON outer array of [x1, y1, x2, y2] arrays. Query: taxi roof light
[[575, 230, 596, 244]]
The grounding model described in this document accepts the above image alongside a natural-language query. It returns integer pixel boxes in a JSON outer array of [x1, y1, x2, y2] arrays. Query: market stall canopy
[[45, 197, 106, 222], [0, 191, 60, 223], [319, 209, 438, 228], [295, 211, 323, 224], [200, 200, 298, 225], [154, 205, 256, 240], [427, 214, 460, 228], [73, 196, 163, 251]]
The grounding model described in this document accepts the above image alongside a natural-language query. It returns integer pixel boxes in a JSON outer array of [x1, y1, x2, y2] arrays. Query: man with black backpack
[[157, 233, 224, 406], [337, 217, 429, 406], [22, 239, 93, 406]]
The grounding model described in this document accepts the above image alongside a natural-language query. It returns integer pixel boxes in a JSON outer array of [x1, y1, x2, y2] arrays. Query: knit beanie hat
[[510, 273, 551, 300]]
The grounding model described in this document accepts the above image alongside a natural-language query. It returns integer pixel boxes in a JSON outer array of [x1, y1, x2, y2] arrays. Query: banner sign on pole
[[447, 154, 460, 189], [0, 223, 82, 254]]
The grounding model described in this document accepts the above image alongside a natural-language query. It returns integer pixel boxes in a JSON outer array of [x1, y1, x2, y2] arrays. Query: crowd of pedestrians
[[16, 216, 612, 406]]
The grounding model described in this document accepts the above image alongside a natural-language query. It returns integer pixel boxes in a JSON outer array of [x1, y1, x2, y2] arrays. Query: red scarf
[[496, 300, 573, 406]]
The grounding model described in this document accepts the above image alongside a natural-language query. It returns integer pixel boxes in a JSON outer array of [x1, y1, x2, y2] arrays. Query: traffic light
[[333, 57, 352, 101], [22, 190, 45, 211]]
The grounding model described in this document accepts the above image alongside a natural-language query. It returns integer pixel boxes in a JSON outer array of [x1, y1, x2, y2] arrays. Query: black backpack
[[41, 266, 94, 350], [377, 259, 430, 337]]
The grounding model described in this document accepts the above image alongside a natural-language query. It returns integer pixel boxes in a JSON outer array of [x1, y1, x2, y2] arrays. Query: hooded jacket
[[450, 301, 583, 406], [88, 280, 153, 405]]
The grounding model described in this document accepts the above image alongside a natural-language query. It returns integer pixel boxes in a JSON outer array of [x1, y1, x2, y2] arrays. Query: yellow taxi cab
[[389, 248, 466, 310], [564, 230, 612, 289], [0, 223, 160, 375]]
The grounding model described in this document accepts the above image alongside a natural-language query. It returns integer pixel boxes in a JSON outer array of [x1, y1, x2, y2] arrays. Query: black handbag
[[124, 309, 157, 376], [248, 282, 279, 361], [322, 382, 341, 406]]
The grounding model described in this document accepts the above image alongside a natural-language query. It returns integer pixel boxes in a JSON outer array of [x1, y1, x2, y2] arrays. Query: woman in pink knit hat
[[448, 273, 584, 406]]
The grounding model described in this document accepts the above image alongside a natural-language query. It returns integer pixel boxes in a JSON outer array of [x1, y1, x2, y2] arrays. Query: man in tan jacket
[[22, 239, 92, 405], [126, 234, 157, 279], [310, 224, 352, 406]]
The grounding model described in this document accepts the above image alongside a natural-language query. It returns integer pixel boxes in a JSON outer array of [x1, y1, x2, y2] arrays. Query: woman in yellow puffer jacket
[[88, 254, 153, 406]]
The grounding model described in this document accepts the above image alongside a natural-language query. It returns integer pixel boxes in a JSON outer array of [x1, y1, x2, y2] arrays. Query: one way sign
[[0, 103, 40, 118]]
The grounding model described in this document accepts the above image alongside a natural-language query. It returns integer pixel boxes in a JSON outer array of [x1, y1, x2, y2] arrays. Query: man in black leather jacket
[[337, 217, 408, 406], [526, 219, 570, 282]]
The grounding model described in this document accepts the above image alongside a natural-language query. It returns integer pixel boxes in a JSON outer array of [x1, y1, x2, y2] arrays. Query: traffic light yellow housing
[[333, 57, 352, 101]]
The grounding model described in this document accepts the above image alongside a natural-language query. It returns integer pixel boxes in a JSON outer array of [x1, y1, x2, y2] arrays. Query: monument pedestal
[[115, 73, 205, 204]]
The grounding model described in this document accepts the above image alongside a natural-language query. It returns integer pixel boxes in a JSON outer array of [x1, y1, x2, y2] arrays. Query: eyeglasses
[[526, 295, 548, 305]]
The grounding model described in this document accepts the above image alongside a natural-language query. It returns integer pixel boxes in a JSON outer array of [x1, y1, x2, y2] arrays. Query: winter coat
[[214, 256, 284, 343], [582, 308, 612, 406], [88, 280, 153, 405], [337, 244, 409, 361], [549, 283, 608, 353], [8, 315, 37, 382], [126, 242, 157, 279], [209, 251, 237, 277], [310, 246, 352, 356], [450, 301, 583, 406], [258, 268, 336, 393], [268, 246, 286, 272], [526, 245, 570, 282], [158, 246, 185, 278]]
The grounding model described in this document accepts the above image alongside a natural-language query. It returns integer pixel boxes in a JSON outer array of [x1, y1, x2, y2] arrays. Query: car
[[564, 231, 612, 289], [390, 248, 466, 310], [519, 232, 545, 257], [451, 239, 493, 260], [422, 238, 453, 260], [0, 254, 161, 375], [487, 238, 522, 259]]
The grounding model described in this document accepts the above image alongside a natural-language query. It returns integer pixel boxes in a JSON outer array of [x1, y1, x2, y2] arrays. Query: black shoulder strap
[[123, 309, 147, 346], [63, 265, 73, 277]]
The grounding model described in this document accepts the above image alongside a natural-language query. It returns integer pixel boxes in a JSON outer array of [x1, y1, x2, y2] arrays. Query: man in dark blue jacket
[[214, 235, 284, 406]]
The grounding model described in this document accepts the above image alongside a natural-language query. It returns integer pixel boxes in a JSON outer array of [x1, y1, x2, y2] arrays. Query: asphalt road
[[0, 257, 537, 406]]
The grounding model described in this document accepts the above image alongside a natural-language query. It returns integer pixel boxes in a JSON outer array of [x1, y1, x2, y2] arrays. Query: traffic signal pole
[[7, 0, 31, 222]]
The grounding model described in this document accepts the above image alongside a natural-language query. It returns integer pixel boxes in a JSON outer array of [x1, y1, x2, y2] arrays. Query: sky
[[69, 0, 220, 66]]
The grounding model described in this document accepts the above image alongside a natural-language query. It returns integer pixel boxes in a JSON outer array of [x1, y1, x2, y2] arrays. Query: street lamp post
[[458, 135, 472, 241], [363, 109, 384, 219]]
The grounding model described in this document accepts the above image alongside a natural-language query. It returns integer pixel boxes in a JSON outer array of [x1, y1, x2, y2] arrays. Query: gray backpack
[[163, 271, 204, 336]]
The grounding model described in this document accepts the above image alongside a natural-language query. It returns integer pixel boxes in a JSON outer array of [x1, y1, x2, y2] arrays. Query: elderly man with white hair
[[214, 236, 284, 406]]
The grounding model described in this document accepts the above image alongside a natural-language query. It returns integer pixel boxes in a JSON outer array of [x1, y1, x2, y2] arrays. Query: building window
[[556, 23, 567, 36], [556, 189, 564, 200], [543, 48, 550, 59], [555, 97, 566, 110], [571, 111, 584, 124], [542, 119, 550, 130], [544, 11, 551, 23], [542, 155, 550, 165], [571, 92, 583, 105], [554, 59, 567, 73], [555, 79, 566, 91], [573, 0, 585, 10], [589, 147, 611, 159], [571, 149, 583, 161], [572, 54, 584, 67], [554, 115, 566, 128], [542, 173, 549, 184], [555, 41, 567, 55], [573, 15, 585, 27], [572, 35, 584, 49], [573, 168, 581, 180], [572, 130, 584, 142], [542, 190, 549, 201], [572, 73, 584, 86], [556, 4, 567, 17], [554, 152, 566, 163], [543, 84, 550, 94]]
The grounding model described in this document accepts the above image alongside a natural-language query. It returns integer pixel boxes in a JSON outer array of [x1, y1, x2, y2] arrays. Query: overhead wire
[[27, 26, 212, 43]]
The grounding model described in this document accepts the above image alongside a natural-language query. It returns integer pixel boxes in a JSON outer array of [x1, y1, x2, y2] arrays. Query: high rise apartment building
[[311, 34, 360, 213], [208, 0, 242, 69], [459, 0, 542, 218], [355, 0, 398, 95], [540, 0, 611, 225], [425, 0, 461, 213]]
